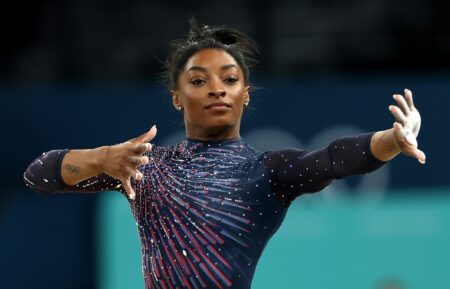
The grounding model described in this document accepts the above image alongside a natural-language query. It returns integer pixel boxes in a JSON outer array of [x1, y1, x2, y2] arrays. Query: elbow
[[23, 171, 47, 195], [309, 179, 333, 193], [23, 168, 60, 196], [23, 150, 70, 195]]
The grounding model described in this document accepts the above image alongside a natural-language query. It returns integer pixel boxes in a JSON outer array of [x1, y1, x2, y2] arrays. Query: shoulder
[[264, 148, 308, 160]]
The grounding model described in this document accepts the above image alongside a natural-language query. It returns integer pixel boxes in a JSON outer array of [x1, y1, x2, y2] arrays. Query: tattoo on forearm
[[65, 163, 81, 175]]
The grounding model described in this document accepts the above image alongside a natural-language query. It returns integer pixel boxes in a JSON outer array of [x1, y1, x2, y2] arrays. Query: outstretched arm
[[265, 133, 385, 207], [371, 89, 426, 164], [24, 125, 157, 200], [265, 89, 425, 207]]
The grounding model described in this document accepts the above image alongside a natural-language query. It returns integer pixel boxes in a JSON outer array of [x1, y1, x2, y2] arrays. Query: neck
[[186, 124, 240, 141]]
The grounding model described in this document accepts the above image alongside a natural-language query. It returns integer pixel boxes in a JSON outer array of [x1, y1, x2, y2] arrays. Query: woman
[[24, 19, 425, 289]]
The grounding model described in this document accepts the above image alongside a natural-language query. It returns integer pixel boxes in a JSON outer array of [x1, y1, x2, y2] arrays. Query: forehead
[[183, 48, 240, 72]]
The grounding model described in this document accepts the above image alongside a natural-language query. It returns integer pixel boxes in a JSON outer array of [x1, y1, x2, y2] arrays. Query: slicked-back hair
[[162, 17, 259, 91]]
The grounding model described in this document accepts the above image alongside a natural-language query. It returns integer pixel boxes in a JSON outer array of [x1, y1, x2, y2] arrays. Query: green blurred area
[[98, 190, 450, 289]]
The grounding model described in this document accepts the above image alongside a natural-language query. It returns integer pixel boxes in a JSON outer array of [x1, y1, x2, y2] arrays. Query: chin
[[204, 114, 234, 125]]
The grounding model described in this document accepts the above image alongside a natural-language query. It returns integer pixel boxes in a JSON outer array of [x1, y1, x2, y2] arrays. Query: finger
[[135, 171, 143, 181], [394, 122, 417, 146], [129, 125, 157, 144], [393, 121, 405, 137], [132, 143, 152, 154], [129, 155, 149, 166], [389, 105, 408, 125], [130, 170, 143, 180], [393, 94, 411, 116], [393, 122, 408, 145], [394, 122, 426, 164], [404, 88, 415, 110], [403, 146, 426, 164], [415, 148, 426, 164], [122, 178, 136, 200]]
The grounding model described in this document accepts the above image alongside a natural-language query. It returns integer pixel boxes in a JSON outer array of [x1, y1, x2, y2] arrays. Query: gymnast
[[24, 18, 426, 289]]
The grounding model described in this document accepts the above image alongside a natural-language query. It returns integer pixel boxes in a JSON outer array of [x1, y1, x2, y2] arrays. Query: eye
[[224, 77, 238, 84], [190, 79, 205, 85]]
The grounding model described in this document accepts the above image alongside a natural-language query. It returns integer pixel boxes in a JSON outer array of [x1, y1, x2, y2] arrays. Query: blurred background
[[1, 0, 449, 289]]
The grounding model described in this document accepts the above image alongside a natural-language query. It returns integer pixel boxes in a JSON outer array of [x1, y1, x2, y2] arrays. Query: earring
[[244, 94, 249, 107], [176, 106, 183, 111]]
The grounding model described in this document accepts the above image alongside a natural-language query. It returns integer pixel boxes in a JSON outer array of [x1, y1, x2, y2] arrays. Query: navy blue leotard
[[24, 133, 385, 289]]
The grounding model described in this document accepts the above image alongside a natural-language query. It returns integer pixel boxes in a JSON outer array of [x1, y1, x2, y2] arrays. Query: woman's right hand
[[100, 125, 157, 200]]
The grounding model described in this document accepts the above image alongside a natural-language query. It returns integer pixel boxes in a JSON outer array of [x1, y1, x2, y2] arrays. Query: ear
[[244, 86, 251, 104], [171, 90, 181, 109]]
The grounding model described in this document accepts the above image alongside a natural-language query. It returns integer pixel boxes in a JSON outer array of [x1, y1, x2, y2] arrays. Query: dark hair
[[163, 17, 259, 90]]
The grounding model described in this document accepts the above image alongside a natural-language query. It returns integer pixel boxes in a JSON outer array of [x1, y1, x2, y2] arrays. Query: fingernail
[[419, 159, 426, 164], [130, 193, 135, 200]]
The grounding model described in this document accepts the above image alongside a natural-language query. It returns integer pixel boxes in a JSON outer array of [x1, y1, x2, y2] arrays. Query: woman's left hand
[[389, 88, 426, 164]]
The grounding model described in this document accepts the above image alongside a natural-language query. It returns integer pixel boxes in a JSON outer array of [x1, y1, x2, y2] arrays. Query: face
[[171, 48, 250, 140]]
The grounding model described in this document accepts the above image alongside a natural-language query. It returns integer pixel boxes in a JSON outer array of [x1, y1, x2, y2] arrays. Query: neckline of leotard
[[183, 137, 244, 148]]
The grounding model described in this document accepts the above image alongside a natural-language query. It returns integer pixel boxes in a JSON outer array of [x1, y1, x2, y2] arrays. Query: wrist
[[93, 146, 109, 173], [371, 130, 401, 161], [385, 129, 402, 153]]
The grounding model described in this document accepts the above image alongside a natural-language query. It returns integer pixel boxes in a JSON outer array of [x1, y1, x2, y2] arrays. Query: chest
[[131, 147, 288, 288], [136, 149, 284, 229]]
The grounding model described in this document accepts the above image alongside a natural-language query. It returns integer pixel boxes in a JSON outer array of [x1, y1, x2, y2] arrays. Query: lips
[[204, 102, 232, 109]]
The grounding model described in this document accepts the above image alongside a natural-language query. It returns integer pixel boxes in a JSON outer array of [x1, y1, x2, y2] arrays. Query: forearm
[[370, 129, 401, 161], [25, 127, 156, 196], [24, 146, 110, 194], [61, 146, 108, 185], [265, 132, 387, 206]]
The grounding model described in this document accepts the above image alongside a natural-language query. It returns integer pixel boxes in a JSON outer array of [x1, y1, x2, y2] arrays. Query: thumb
[[405, 147, 426, 165], [129, 125, 157, 144], [416, 149, 426, 164], [122, 178, 136, 200]]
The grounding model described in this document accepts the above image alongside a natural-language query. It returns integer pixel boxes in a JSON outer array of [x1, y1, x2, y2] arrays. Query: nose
[[208, 78, 226, 97], [208, 90, 226, 97]]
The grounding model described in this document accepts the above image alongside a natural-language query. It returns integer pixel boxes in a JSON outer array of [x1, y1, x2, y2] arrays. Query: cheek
[[180, 92, 205, 121], [231, 91, 246, 117], [231, 87, 247, 104]]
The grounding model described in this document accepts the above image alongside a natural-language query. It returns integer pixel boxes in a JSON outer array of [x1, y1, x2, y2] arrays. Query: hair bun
[[188, 17, 238, 46], [212, 30, 237, 46], [163, 17, 259, 90]]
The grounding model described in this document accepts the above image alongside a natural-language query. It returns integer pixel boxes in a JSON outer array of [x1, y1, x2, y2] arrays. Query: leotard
[[24, 133, 385, 289]]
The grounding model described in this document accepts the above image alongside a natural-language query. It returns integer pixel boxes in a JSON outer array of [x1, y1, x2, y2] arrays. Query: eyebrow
[[187, 64, 238, 73]]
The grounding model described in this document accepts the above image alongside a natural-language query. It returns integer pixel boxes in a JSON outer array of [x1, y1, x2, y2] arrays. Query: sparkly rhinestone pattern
[[24, 133, 385, 289]]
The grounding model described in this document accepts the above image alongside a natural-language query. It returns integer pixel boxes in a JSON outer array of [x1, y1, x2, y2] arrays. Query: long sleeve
[[23, 149, 126, 195], [264, 132, 387, 207]]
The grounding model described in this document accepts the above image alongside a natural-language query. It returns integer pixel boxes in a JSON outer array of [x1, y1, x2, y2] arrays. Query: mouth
[[204, 102, 232, 110]]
